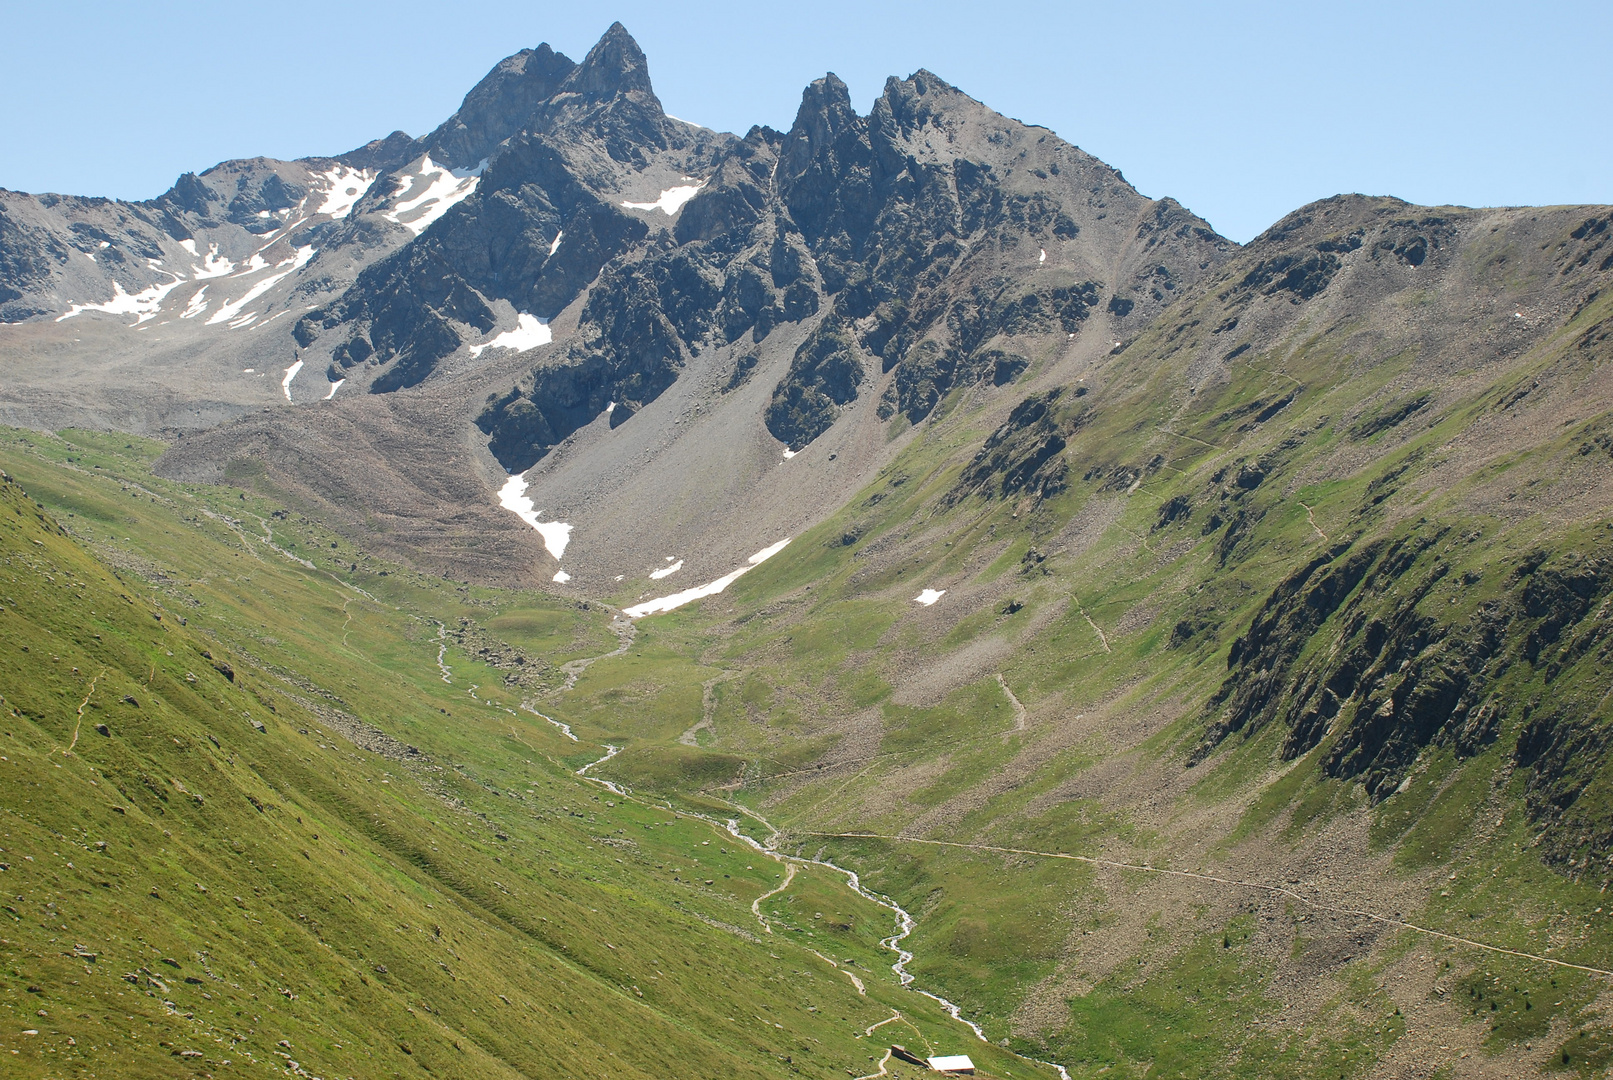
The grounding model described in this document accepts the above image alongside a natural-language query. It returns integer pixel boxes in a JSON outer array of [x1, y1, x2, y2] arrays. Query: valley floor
[[3, 413, 1613, 1079]]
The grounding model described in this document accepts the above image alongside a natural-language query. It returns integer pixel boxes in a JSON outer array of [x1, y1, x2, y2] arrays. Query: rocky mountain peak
[[564, 22, 657, 103], [874, 68, 966, 132], [421, 44, 577, 168], [784, 73, 861, 155], [338, 129, 418, 173]]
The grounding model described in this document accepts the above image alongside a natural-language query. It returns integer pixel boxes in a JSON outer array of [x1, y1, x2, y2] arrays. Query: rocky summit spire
[[566, 22, 656, 101], [421, 43, 578, 168]]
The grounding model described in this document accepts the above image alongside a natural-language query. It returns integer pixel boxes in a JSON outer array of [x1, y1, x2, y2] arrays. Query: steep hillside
[[521, 195, 1613, 1077], [0, 431, 1050, 1080], [5, 20, 1613, 1080]]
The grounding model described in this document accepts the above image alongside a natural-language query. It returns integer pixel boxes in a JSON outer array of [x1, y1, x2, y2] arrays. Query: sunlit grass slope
[[0, 430, 1047, 1080], [540, 212, 1613, 1076]]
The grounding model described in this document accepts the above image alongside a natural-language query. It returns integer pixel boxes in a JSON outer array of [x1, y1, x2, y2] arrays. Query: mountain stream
[[571, 741, 1072, 1080]]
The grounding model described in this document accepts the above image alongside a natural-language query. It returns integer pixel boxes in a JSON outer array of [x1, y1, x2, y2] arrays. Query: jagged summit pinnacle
[[416, 25, 660, 170], [566, 21, 657, 101], [421, 44, 577, 167]]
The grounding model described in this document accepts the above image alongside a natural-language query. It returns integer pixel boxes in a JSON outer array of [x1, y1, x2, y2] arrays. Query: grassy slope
[[540, 202, 1613, 1077], [8, 201, 1613, 1079], [0, 429, 1048, 1080]]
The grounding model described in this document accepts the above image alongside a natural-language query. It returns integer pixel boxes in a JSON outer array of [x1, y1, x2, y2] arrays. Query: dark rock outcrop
[[1197, 523, 1613, 854], [294, 24, 727, 398], [946, 388, 1082, 504], [419, 45, 578, 169]]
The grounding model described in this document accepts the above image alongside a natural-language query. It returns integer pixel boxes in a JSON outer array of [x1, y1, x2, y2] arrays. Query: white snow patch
[[229, 312, 259, 329], [497, 474, 571, 560], [190, 243, 235, 279], [747, 538, 791, 564], [281, 359, 303, 401], [781, 448, 796, 459], [84, 252, 96, 262], [914, 588, 946, 606], [244, 368, 255, 373], [57, 274, 185, 324], [624, 538, 791, 618], [384, 155, 486, 235], [605, 401, 617, 415], [179, 239, 198, 256], [234, 253, 269, 276], [1039, 248, 1047, 264], [468, 313, 551, 357], [311, 165, 376, 219], [621, 183, 703, 215], [553, 569, 571, 583], [97, 240, 110, 249], [547, 230, 563, 256], [206, 245, 314, 326], [255, 210, 272, 219], [180, 286, 209, 320], [324, 378, 344, 400], [649, 559, 683, 580]]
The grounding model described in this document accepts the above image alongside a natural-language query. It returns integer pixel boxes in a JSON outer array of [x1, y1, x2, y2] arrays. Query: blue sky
[[4, 0, 1608, 242]]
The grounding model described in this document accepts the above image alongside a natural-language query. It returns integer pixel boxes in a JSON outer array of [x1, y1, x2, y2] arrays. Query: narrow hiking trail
[[806, 832, 1613, 980], [1300, 500, 1329, 541], [62, 668, 106, 755], [812, 949, 867, 994], [996, 673, 1027, 732], [855, 1047, 893, 1080]]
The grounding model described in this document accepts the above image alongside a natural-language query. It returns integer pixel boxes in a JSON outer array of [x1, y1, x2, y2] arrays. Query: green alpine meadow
[[2, 19, 1612, 1080]]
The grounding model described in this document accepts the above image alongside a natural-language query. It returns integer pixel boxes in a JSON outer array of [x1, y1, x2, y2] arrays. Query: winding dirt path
[[811, 949, 867, 994], [566, 753, 1069, 1077], [62, 668, 106, 755], [996, 673, 1027, 732], [854, 1048, 893, 1080], [1068, 592, 1110, 654], [806, 832, 1613, 980], [1299, 501, 1328, 541]]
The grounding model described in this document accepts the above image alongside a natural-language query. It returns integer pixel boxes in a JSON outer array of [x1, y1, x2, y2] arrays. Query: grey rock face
[[474, 58, 1233, 472], [420, 45, 578, 169], [294, 23, 727, 403]]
